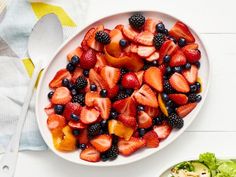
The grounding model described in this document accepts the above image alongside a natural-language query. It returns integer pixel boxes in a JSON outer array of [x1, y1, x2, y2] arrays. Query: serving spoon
[[0, 13, 63, 177]]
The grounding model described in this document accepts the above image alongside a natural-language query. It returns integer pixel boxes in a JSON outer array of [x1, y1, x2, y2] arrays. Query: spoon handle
[[0, 62, 42, 177]]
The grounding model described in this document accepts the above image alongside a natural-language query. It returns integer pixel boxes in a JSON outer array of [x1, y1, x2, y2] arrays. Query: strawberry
[[80, 49, 97, 69], [143, 130, 159, 148], [113, 97, 137, 117], [67, 47, 83, 61], [44, 103, 54, 116], [80, 107, 100, 124], [182, 65, 198, 84], [146, 52, 159, 62], [85, 91, 100, 107], [159, 40, 178, 64], [135, 31, 154, 46], [144, 18, 161, 34], [137, 111, 152, 129], [176, 102, 197, 118], [68, 121, 87, 129], [51, 87, 72, 105], [118, 114, 137, 129], [169, 73, 190, 93], [81, 28, 95, 51], [47, 114, 66, 131], [118, 137, 146, 156], [169, 50, 187, 67], [182, 43, 201, 63], [169, 94, 188, 105], [153, 122, 172, 140], [169, 21, 195, 43], [87, 25, 104, 52], [94, 53, 107, 73], [115, 24, 124, 31], [77, 129, 89, 144], [63, 102, 82, 121], [122, 26, 139, 41], [100, 66, 120, 88], [134, 84, 158, 108], [89, 69, 109, 90], [130, 43, 138, 53], [90, 134, 112, 152], [121, 72, 140, 89], [107, 85, 119, 98], [144, 67, 163, 92], [71, 67, 83, 83], [49, 69, 72, 88], [145, 106, 159, 118], [137, 46, 156, 58], [80, 146, 100, 162], [94, 98, 111, 120], [135, 71, 144, 85]]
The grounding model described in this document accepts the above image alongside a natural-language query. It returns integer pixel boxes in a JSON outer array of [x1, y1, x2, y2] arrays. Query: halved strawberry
[[100, 66, 120, 88], [134, 84, 158, 108], [182, 43, 201, 63], [144, 67, 163, 92], [80, 146, 100, 162], [169, 50, 187, 67], [135, 31, 154, 46], [85, 91, 100, 107], [121, 72, 140, 89], [47, 114, 66, 131], [80, 107, 100, 124], [67, 47, 83, 61], [137, 111, 152, 129], [44, 103, 54, 116], [94, 98, 111, 120], [71, 67, 83, 83], [68, 121, 87, 129], [146, 52, 159, 62], [122, 26, 139, 41], [87, 25, 104, 52], [81, 27, 95, 51], [113, 97, 137, 117], [169, 94, 188, 105], [49, 69, 72, 88], [153, 122, 172, 140], [169, 73, 190, 93], [94, 53, 107, 73], [135, 71, 144, 85], [107, 85, 119, 98], [77, 129, 89, 144], [144, 18, 161, 34], [159, 40, 178, 64], [51, 87, 72, 105], [143, 130, 159, 148], [137, 46, 156, 58], [182, 65, 198, 84], [118, 114, 137, 129], [90, 134, 112, 152], [130, 43, 138, 53], [80, 49, 97, 69], [115, 24, 124, 31], [63, 102, 82, 121], [176, 102, 197, 118], [145, 106, 159, 118], [118, 137, 146, 156], [169, 21, 195, 43], [89, 69, 109, 90]]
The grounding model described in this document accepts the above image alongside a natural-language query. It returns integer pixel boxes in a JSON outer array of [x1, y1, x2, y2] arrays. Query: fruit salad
[[45, 13, 203, 162]]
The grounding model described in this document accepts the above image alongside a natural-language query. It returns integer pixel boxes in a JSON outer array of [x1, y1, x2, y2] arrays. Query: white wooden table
[[8, 0, 236, 176]]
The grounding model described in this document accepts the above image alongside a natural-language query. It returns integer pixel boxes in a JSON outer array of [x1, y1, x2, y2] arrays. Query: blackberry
[[188, 93, 197, 103], [95, 31, 111, 44], [153, 33, 165, 49], [168, 113, 184, 129], [72, 94, 85, 106], [116, 92, 128, 100], [75, 76, 87, 89], [106, 145, 119, 160], [101, 153, 109, 162], [163, 80, 174, 94], [128, 13, 145, 30], [88, 123, 101, 139]]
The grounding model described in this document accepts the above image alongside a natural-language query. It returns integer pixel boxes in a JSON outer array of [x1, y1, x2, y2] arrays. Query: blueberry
[[110, 111, 118, 119], [166, 106, 173, 114], [83, 69, 89, 77], [137, 105, 145, 111], [167, 36, 177, 43], [185, 63, 191, 70], [163, 55, 171, 63], [173, 66, 182, 73], [163, 75, 168, 80], [48, 91, 54, 99], [118, 84, 125, 91], [119, 39, 128, 48], [138, 128, 145, 137], [152, 117, 163, 126], [67, 83, 75, 90], [71, 55, 80, 65], [100, 89, 107, 97], [195, 95, 202, 102], [152, 60, 158, 66], [190, 84, 197, 93], [162, 93, 169, 102], [54, 105, 64, 114], [71, 114, 79, 121], [90, 84, 97, 91], [164, 29, 169, 35], [156, 23, 165, 33], [101, 154, 109, 161], [165, 100, 173, 107], [195, 61, 201, 68], [62, 78, 70, 87], [71, 89, 77, 96], [72, 129, 80, 136], [120, 68, 129, 76], [166, 66, 172, 74], [80, 144, 86, 150], [125, 88, 134, 96], [66, 62, 75, 72], [195, 82, 201, 91], [100, 120, 107, 129], [178, 38, 187, 47]]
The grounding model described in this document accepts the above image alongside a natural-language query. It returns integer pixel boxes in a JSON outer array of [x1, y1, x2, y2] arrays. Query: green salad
[[169, 153, 236, 177]]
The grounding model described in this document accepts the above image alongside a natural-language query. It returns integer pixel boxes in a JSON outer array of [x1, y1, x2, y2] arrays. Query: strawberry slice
[[107, 85, 119, 98], [72, 67, 83, 83], [169, 21, 195, 43], [85, 91, 100, 107], [121, 72, 140, 89], [63, 102, 82, 121], [135, 31, 154, 46], [94, 98, 111, 120], [169, 50, 187, 67], [77, 129, 89, 144], [49, 69, 72, 88], [182, 43, 201, 63], [137, 111, 152, 129], [51, 87, 72, 105], [134, 84, 158, 108], [68, 121, 87, 129], [135, 71, 144, 85], [143, 130, 159, 148], [90, 134, 112, 152], [47, 114, 66, 131], [113, 97, 137, 117], [153, 122, 172, 140], [81, 28, 95, 51], [67, 47, 83, 61], [87, 25, 104, 52], [159, 40, 178, 64], [130, 43, 138, 53], [137, 46, 156, 58], [169, 73, 190, 93], [144, 106, 159, 118], [168, 94, 188, 105], [176, 102, 197, 118], [100, 66, 120, 88], [144, 18, 161, 34], [144, 67, 163, 92], [122, 26, 139, 41], [182, 65, 198, 84], [118, 114, 137, 129], [80, 107, 100, 124], [80, 146, 100, 162], [115, 24, 124, 31], [146, 52, 159, 62], [118, 137, 146, 156], [89, 69, 109, 90], [94, 53, 107, 73], [44, 103, 54, 116]]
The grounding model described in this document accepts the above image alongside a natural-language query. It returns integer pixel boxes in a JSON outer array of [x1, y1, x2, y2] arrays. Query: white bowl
[[35, 10, 211, 167]]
